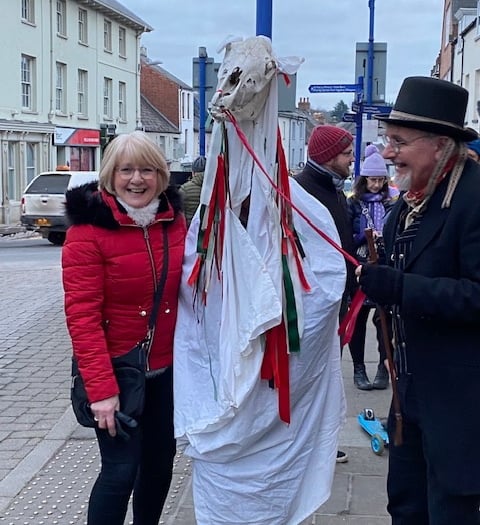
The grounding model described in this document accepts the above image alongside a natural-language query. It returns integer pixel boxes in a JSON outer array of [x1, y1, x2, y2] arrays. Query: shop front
[[54, 127, 100, 170]]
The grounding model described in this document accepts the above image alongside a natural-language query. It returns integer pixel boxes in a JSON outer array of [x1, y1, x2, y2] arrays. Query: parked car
[[21, 168, 98, 245]]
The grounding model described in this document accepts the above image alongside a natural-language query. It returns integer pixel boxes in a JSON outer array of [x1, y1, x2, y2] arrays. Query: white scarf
[[116, 197, 160, 227]]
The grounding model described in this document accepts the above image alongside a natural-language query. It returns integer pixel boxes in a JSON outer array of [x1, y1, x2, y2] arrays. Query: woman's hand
[[90, 395, 120, 437]]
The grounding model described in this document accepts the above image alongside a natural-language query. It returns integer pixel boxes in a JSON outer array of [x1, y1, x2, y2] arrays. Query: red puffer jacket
[[62, 183, 186, 403]]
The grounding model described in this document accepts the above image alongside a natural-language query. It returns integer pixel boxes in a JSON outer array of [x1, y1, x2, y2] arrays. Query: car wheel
[[47, 232, 66, 246]]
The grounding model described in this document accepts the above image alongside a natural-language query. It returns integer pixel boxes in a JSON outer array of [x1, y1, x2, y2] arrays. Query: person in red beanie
[[295, 124, 355, 463]]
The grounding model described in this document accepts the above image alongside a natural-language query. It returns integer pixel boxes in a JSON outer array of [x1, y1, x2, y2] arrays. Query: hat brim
[[374, 114, 478, 142]]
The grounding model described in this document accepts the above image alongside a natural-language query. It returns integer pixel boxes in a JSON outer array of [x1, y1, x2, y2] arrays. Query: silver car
[[21, 169, 98, 245]]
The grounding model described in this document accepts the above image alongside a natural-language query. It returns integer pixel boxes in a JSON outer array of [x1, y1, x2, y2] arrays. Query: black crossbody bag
[[70, 224, 169, 436]]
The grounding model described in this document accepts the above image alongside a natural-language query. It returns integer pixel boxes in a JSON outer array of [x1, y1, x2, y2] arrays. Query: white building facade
[[278, 113, 307, 171], [0, 0, 151, 224], [453, 3, 480, 133]]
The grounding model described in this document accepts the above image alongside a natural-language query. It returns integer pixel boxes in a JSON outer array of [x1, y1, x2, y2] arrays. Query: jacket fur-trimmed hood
[[65, 182, 183, 230]]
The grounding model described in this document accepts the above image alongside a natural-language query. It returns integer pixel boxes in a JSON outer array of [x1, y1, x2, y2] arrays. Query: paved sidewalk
[[0, 224, 24, 236], [0, 243, 391, 524]]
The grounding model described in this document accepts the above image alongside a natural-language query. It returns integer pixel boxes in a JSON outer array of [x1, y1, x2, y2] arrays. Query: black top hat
[[375, 76, 478, 142]]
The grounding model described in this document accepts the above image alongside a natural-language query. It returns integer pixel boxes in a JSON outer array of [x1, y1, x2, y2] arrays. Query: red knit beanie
[[308, 125, 353, 164]]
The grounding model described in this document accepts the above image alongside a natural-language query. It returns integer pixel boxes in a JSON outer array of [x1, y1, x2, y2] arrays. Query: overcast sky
[[119, 0, 443, 111]]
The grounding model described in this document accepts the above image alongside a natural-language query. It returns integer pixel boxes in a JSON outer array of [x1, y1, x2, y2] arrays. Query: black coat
[[295, 163, 356, 301], [384, 158, 480, 494]]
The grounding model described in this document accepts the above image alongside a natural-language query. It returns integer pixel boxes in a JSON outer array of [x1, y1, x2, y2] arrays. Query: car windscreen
[[25, 174, 71, 194]]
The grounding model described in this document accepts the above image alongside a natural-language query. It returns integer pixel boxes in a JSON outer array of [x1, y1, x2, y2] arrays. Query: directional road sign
[[308, 83, 362, 94], [362, 104, 392, 115], [351, 102, 362, 113], [342, 112, 360, 123], [351, 102, 392, 115]]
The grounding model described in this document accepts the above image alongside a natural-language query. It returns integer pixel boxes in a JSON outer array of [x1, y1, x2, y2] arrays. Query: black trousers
[[387, 375, 480, 525], [87, 367, 176, 525], [348, 304, 389, 365]]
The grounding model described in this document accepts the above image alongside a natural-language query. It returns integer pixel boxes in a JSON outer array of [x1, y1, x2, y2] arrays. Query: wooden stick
[[365, 228, 403, 446]]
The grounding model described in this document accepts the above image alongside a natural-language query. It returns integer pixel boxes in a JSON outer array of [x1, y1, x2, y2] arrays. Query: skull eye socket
[[229, 67, 242, 85], [265, 59, 276, 74]]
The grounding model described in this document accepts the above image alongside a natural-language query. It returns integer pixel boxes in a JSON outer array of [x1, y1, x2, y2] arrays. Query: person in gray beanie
[[179, 156, 206, 226]]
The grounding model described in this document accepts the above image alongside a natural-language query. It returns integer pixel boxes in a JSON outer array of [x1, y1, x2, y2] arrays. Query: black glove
[[358, 264, 403, 306]]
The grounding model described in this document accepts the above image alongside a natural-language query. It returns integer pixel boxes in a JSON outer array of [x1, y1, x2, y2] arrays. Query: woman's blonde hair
[[99, 130, 170, 195]]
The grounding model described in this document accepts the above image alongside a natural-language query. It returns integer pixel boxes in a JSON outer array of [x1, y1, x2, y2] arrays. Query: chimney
[[297, 97, 311, 111]]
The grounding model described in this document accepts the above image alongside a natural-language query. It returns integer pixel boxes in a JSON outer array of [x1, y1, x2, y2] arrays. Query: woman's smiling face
[[113, 159, 158, 208]]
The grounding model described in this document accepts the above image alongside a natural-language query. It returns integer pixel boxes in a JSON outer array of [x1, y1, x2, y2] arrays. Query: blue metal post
[[354, 76, 364, 178], [367, 0, 375, 112], [256, 0, 273, 38], [198, 47, 207, 157]]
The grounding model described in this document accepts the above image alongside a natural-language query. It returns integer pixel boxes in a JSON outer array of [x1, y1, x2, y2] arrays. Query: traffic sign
[[308, 83, 362, 94], [362, 104, 392, 115], [342, 112, 360, 123], [351, 102, 362, 113]]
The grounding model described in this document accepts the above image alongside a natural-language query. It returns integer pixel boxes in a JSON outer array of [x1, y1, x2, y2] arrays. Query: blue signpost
[[309, 77, 365, 177], [256, 0, 273, 38], [198, 47, 207, 157]]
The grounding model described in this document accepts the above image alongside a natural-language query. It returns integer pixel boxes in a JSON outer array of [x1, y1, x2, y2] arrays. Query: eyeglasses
[[115, 166, 157, 179], [385, 134, 433, 154]]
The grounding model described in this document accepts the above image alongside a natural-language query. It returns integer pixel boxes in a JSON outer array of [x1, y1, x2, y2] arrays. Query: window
[[444, 4, 451, 47], [56, 0, 66, 36], [26, 143, 36, 184], [22, 0, 35, 24], [7, 142, 20, 201], [477, 0, 480, 37], [103, 77, 112, 118], [158, 136, 166, 156], [118, 81, 126, 121], [118, 26, 126, 57], [77, 69, 88, 116], [21, 54, 35, 110], [55, 62, 66, 113], [78, 8, 87, 44], [103, 19, 112, 52]]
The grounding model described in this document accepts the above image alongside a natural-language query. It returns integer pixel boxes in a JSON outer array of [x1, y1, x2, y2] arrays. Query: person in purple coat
[[347, 144, 398, 390]]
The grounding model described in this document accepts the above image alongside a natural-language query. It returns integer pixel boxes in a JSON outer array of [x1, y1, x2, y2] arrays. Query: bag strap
[[147, 223, 169, 331], [360, 201, 375, 231]]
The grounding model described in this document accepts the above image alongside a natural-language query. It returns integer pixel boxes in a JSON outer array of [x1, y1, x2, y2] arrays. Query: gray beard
[[393, 171, 412, 192]]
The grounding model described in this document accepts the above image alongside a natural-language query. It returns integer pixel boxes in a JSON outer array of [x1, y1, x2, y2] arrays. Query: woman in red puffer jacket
[[62, 130, 186, 525]]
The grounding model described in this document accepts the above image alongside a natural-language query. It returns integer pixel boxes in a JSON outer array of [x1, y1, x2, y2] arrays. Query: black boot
[[373, 363, 389, 390], [353, 364, 373, 390]]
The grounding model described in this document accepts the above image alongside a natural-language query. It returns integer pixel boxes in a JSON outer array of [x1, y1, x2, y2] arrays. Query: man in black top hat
[[356, 76, 480, 524]]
